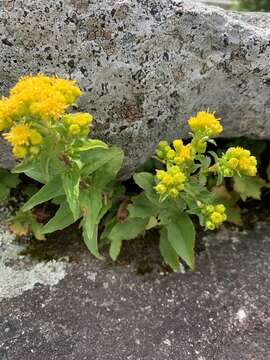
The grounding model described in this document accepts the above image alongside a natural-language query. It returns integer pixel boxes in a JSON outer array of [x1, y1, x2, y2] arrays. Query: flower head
[[4, 124, 43, 158], [223, 146, 257, 177], [203, 203, 227, 230], [188, 111, 223, 137], [155, 166, 186, 198]]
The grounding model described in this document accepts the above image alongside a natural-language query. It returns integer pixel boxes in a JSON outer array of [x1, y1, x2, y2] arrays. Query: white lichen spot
[[163, 339, 172, 346], [236, 308, 248, 324], [0, 213, 67, 301]]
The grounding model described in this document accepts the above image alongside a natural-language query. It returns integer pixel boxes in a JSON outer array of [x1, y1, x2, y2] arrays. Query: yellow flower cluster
[[0, 74, 81, 126], [203, 204, 227, 230], [155, 166, 186, 198], [188, 111, 223, 137], [63, 112, 93, 136], [223, 147, 257, 177], [4, 124, 43, 158], [156, 139, 192, 165]]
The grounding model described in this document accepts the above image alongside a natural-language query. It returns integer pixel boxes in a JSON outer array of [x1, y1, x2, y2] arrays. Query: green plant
[[102, 112, 258, 271], [0, 75, 259, 272], [0, 74, 123, 258], [0, 169, 20, 201], [231, 0, 270, 11], [212, 138, 269, 225]]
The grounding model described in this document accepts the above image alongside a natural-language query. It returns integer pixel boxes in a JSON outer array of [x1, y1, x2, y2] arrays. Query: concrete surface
[[0, 205, 269, 359]]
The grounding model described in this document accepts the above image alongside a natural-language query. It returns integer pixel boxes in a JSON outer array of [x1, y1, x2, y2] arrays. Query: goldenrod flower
[[188, 111, 223, 137], [12, 145, 27, 158], [202, 202, 226, 230], [4, 124, 34, 146], [223, 146, 257, 177], [4, 124, 43, 158], [8, 74, 82, 122], [155, 166, 186, 198]]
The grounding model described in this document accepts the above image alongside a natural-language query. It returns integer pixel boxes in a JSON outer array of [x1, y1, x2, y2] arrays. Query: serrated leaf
[[81, 189, 103, 259], [42, 201, 79, 234], [166, 211, 195, 269], [109, 217, 148, 242], [22, 177, 64, 211], [233, 175, 265, 201], [109, 237, 122, 261], [61, 169, 80, 219], [159, 227, 180, 272], [128, 193, 159, 218]]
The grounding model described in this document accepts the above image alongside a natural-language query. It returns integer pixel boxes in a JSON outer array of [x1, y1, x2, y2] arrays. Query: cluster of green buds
[[201, 203, 227, 230], [155, 166, 186, 198]]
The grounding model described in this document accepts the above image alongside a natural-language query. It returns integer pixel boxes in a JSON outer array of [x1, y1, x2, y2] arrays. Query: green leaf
[[166, 211, 195, 269], [90, 146, 124, 189], [109, 237, 122, 261], [81, 147, 123, 178], [145, 216, 158, 230], [81, 189, 103, 259], [109, 217, 149, 242], [22, 176, 64, 211], [0, 183, 10, 201], [133, 172, 160, 205], [42, 201, 79, 234], [159, 227, 180, 272], [0, 170, 20, 188], [128, 193, 159, 218], [78, 139, 108, 151], [61, 169, 80, 219], [12, 160, 34, 174], [25, 169, 46, 183], [233, 175, 265, 201]]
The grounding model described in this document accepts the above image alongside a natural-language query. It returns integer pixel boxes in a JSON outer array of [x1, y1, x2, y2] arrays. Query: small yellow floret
[[210, 212, 223, 224], [12, 145, 27, 158], [69, 124, 81, 135]]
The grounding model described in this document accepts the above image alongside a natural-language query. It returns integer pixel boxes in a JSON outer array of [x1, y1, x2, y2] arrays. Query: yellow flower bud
[[69, 124, 81, 135], [29, 146, 40, 155], [155, 184, 166, 194], [158, 141, 168, 149], [215, 204, 225, 213], [156, 170, 166, 180], [29, 130, 42, 145], [206, 221, 215, 230], [166, 149, 176, 160], [13, 145, 27, 158], [206, 205, 215, 213], [173, 139, 183, 151], [210, 212, 223, 224], [169, 188, 179, 198]]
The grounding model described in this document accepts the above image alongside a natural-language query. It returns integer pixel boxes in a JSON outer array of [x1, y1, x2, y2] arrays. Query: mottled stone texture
[[0, 1, 270, 175]]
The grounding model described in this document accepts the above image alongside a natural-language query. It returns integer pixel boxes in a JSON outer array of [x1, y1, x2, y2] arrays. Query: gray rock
[[0, 1, 270, 176], [0, 209, 270, 359]]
